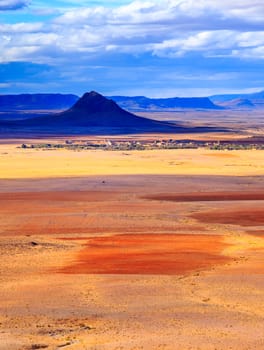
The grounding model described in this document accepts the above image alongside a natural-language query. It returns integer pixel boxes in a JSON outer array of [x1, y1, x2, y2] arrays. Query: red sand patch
[[59, 234, 230, 275], [246, 230, 264, 237], [192, 208, 264, 227], [143, 191, 264, 202]]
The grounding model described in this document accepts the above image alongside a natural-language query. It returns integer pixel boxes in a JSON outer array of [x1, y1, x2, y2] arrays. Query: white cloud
[[232, 46, 264, 59], [2, 46, 40, 62], [151, 30, 245, 57], [1, 0, 264, 63], [0, 23, 43, 33]]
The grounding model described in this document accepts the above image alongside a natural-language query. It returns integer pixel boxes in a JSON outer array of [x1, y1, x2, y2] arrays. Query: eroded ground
[[0, 141, 264, 350]]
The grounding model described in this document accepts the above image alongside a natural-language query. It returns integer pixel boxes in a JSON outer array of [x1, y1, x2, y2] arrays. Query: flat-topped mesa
[[110, 95, 222, 110]]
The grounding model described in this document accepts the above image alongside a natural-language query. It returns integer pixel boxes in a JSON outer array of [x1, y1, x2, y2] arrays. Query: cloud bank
[[0, 0, 29, 11], [0, 0, 264, 63]]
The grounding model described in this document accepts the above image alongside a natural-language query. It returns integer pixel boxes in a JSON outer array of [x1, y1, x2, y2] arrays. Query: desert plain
[[0, 116, 264, 349]]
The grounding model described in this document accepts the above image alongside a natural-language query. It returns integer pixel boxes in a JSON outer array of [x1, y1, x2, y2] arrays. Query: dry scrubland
[[0, 135, 264, 350]]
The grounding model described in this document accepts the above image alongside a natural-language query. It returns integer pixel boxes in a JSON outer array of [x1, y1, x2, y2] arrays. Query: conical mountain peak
[[81, 91, 103, 99], [71, 90, 119, 114]]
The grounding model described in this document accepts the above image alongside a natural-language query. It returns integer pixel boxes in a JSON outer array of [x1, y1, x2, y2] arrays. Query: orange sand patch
[[143, 191, 264, 202], [59, 234, 230, 275], [202, 153, 238, 158], [192, 208, 264, 227]]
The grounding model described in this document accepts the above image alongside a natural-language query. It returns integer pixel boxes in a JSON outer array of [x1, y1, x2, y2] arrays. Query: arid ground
[[0, 132, 264, 349]]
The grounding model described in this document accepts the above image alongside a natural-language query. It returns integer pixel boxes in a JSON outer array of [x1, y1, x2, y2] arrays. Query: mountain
[[210, 90, 264, 109], [21, 91, 172, 128], [0, 91, 221, 135], [0, 91, 176, 133], [210, 90, 264, 102], [218, 98, 255, 109], [0, 93, 79, 111], [110, 96, 221, 111]]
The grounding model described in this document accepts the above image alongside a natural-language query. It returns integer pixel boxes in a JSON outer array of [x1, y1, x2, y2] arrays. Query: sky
[[0, 0, 264, 97]]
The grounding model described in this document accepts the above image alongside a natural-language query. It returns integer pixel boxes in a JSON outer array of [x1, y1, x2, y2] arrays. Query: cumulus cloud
[[0, 22, 43, 33], [0, 0, 29, 11], [1, 0, 264, 63]]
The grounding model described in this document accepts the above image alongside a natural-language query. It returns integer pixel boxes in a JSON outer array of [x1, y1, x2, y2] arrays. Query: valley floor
[[0, 140, 264, 349]]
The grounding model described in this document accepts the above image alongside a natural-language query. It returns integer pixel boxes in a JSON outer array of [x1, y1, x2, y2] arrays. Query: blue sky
[[0, 0, 263, 97]]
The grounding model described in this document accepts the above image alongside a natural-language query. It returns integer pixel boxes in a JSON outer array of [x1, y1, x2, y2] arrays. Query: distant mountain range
[[0, 90, 263, 115], [210, 90, 264, 109], [0, 92, 221, 112], [210, 90, 264, 101], [0, 91, 222, 135]]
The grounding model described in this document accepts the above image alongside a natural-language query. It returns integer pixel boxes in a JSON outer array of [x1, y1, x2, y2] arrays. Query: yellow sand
[[0, 143, 263, 179]]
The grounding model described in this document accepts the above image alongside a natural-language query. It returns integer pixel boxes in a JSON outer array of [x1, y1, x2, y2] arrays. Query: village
[[21, 137, 264, 151]]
